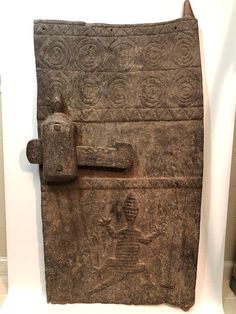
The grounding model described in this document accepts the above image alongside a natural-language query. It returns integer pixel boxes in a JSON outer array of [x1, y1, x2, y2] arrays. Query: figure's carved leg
[[88, 272, 126, 295], [160, 232, 175, 289], [142, 267, 155, 286], [92, 257, 116, 274], [133, 262, 155, 286], [136, 262, 146, 270]]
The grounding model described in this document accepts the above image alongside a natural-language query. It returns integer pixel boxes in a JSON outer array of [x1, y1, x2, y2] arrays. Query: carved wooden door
[[27, 2, 203, 311]]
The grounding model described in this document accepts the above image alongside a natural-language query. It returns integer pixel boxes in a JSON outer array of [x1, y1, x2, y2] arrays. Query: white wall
[[0, 0, 236, 313], [0, 79, 6, 259]]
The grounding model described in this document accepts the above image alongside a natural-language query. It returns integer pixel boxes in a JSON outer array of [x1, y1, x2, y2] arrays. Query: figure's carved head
[[123, 193, 139, 224]]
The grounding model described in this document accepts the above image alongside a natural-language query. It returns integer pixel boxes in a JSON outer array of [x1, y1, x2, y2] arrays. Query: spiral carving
[[75, 39, 105, 71], [109, 39, 136, 71], [173, 70, 200, 107], [138, 77, 164, 108], [173, 33, 197, 67], [77, 74, 101, 107], [107, 77, 129, 107], [40, 38, 70, 69], [142, 40, 166, 69], [38, 71, 71, 108]]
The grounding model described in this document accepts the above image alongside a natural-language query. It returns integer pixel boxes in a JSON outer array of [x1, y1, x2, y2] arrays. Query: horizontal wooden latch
[[26, 94, 134, 183]]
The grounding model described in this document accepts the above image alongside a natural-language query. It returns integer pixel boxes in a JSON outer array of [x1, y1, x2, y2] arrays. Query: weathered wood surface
[[76, 143, 134, 169], [29, 0, 203, 311], [27, 102, 134, 182]]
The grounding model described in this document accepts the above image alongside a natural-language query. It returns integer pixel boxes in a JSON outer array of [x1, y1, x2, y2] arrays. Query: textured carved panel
[[35, 31, 201, 72], [33, 5, 203, 311], [37, 67, 202, 120]]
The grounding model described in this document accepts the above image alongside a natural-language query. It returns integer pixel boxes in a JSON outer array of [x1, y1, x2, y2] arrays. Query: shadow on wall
[[225, 116, 236, 263]]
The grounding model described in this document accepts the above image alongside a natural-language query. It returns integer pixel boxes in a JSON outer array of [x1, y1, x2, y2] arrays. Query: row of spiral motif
[[38, 70, 201, 108], [38, 33, 199, 71]]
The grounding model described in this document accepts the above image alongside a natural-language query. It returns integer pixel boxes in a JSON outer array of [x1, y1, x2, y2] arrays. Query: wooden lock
[[26, 94, 134, 183], [41, 114, 78, 183]]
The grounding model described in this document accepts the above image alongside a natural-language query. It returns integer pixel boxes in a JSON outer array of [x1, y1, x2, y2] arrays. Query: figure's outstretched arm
[[138, 223, 169, 244], [138, 231, 159, 244], [98, 216, 118, 239]]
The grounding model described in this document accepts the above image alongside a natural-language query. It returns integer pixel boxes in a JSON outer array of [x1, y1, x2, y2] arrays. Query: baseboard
[[0, 256, 7, 305], [0, 256, 7, 276], [230, 276, 236, 295], [224, 261, 234, 281]]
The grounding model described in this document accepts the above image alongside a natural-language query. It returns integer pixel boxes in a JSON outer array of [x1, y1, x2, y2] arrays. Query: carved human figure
[[90, 193, 167, 294]]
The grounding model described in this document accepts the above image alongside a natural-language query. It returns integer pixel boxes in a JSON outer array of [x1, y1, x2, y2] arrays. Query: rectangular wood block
[[34, 14, 203, 311]]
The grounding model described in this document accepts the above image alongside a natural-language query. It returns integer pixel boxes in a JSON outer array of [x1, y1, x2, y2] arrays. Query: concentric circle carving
[[107, 77, 129, 107], [173, 33, 197, 67], [173, 70, 200, 107], [38, 71, 71, 107], [77, 74, 101, 107], [40, 38, 70, 69], [75, 39, 105, 71], [138, 77, 164, 108], [109, 39, 137, 71], [142, 39, 166, 69]]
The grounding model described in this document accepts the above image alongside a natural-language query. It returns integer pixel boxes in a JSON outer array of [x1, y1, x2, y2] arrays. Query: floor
[[0, 274, 7, 305], [222, 280, 236, 314], [0, 275, 236, 312]]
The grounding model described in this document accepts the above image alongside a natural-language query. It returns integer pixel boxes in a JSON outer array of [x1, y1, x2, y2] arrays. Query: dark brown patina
[[27, 0, 203, 311]]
